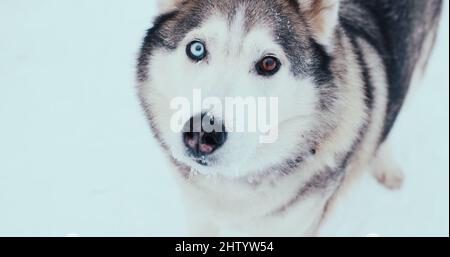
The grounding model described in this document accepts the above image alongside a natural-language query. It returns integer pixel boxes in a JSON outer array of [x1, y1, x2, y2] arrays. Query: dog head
[[138, 0, 341, 178]]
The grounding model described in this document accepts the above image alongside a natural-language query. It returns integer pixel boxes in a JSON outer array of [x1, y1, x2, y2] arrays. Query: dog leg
[[370, 142, 405, 189]]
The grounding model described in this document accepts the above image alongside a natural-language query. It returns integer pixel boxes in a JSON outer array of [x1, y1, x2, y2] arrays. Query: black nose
[[182, 114, 227, 156]]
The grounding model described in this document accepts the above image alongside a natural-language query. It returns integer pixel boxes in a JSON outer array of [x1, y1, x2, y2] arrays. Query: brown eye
[[256, 56, 281, 76]]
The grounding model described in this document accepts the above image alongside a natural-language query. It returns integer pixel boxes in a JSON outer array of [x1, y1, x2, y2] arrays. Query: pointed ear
[[301, 0, 340, 46], [158, 0, 184, 13]]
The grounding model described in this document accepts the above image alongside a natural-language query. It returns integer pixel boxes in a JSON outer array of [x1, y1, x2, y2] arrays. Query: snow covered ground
[[0, 0, 448, 236]]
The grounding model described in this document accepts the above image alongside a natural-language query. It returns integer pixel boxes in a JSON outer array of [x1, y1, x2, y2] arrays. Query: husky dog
[[137, 0, 442, 236]]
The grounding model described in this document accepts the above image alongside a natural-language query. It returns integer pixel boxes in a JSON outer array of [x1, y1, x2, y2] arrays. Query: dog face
[[138, 0, 340, 178]]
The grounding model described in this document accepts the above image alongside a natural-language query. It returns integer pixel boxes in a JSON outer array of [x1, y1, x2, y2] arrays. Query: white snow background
[[0, 0, 448, 236]]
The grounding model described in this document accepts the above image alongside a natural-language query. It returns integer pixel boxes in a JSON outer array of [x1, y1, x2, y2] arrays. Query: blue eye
[[187, 41, 206, 61]]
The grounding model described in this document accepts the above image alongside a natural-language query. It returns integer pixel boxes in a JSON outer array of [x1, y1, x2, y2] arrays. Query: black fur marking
[[335, 35, 376, 172], [272, 4, 337, 111], [272, 166, 344, 214], [349, 36, 375, 112], [137, 4, 210, 82], [272, 117, 370, 215], [341, 0, 443, 143], [366, 0, 443, 143], [137, 11, 179, 82], [308, 39, 334, 86], [286, 0, 300, 13], [309, 38, 336, 110]]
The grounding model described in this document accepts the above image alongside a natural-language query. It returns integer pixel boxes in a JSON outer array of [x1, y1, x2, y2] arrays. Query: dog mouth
[[184, 150, 219, 167], [191, 155, 212, 166], [183, 132, 222, 167]]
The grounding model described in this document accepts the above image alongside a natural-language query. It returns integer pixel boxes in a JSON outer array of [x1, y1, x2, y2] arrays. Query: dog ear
[[158, 0, 184, 13], [300, 0, 340, 46]]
